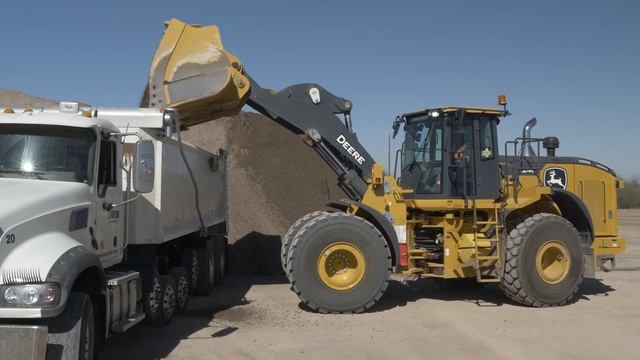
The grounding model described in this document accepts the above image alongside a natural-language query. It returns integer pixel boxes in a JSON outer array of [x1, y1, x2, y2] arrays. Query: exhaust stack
[[520, 117, 537, 157]]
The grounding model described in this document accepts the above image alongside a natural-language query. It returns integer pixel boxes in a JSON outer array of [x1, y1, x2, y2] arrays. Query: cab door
[[472, 115, 500, 199], [93, 136, 125, 267], [449, 112, 500, 199]]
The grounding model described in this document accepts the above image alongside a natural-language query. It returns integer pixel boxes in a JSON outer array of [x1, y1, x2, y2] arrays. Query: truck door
[[94, 136, 125, 267]]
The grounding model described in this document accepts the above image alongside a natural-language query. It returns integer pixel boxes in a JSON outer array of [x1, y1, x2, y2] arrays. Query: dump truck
[[147, 19, 625, 314], [0, 103, 228, 359]]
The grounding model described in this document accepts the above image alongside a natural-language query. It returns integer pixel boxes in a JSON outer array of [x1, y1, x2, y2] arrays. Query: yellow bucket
[[147, 18, 250, 127]]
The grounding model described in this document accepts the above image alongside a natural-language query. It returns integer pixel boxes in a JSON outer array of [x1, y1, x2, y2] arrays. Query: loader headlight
[[0, 283, 60, 307]]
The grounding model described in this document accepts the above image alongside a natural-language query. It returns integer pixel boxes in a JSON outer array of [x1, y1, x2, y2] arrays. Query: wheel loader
[[149, 19, 626, 313]]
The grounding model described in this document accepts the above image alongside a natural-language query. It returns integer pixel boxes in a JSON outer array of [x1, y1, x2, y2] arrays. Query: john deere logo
[[544, 167, 567, 190]]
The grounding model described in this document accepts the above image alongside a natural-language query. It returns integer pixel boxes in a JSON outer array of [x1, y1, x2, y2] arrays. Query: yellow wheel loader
[[149, 19, 625, 313]]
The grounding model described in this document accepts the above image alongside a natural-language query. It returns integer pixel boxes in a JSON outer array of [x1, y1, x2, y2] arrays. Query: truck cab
[[0, 104, 228, 360]]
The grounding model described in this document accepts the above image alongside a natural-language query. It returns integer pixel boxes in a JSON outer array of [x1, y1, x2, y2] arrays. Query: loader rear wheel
[[287, 212, 391, 314], [501, 213, 584, 307], [281, 211, 327, 274]]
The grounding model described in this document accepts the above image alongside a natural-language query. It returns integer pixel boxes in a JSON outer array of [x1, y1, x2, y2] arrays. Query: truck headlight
[[0, 283, 60, 307]]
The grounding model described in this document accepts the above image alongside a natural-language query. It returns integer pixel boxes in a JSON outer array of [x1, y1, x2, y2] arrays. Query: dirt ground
[[100, 209, 640, 360]]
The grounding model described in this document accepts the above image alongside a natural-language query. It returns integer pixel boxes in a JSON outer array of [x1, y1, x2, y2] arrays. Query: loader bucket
[[147, 18, 251, 127]]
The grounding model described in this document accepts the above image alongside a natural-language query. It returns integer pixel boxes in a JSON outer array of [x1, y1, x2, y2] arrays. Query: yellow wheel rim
[[535, 240, 571, 284], [317, 242, 366, 291]]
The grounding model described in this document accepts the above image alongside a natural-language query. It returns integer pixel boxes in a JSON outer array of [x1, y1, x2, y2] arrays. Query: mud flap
[[584, 251, 596, 278]]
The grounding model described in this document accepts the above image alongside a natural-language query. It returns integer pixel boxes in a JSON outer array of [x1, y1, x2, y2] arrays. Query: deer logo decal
[[544, 167, 567, 190]]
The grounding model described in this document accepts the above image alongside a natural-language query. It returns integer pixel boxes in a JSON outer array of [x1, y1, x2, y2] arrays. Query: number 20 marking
[[5, 234, 15, 244]]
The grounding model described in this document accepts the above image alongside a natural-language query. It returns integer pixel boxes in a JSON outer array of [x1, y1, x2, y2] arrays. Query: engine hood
[[0, 179, 91, 232]]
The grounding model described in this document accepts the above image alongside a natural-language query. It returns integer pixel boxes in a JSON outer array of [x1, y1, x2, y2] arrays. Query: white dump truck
[[0, 103, 228, 359]]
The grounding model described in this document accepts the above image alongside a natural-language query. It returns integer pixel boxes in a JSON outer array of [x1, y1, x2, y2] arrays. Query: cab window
[[479, 118, 495, 160], [400, 115, 444, 194], [97, 139, 117, 197]]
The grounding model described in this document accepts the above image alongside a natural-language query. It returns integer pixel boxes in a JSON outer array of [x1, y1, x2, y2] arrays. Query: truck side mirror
[[133, 140, 155, 193]]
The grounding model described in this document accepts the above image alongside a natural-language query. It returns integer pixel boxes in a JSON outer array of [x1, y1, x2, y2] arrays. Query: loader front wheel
[[281, 210, 327, 274], [501, 213, 584, 307], [288, 213, 391, 314]]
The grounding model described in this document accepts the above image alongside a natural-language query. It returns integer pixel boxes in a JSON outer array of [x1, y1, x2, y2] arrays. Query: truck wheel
[[181, 248, 199, 294], [143, 274, 164, 325], [194, 239, 216, 295], [213, 235, 227, 285], [281, 211, 327, 274], [501, 213, 584, 307], [46, 292, 95, 360], [287, 212, 392, 314], [169, 267, 190, 313], [159, 275, 177, 324]]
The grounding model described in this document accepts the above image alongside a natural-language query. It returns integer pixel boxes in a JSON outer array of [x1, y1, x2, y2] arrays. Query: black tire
[[213, 235, 227, 285], [287, 212, 392, 314], [46, 292, 95, 360], [281, 211, 327, 274], [501, 213, 584, 307], [159, 275, 177, 324], [194, 238, 216, 295], [169, 267, 190, 313], [142, 273, 163, 326], [181, 248, 199, 294]]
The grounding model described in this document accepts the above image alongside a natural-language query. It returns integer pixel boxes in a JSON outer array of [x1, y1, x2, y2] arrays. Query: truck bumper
[[0, 324, 48, 360]]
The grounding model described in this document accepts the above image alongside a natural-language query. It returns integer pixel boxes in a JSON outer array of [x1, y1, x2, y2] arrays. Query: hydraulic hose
[[174, 118, 208, 238]]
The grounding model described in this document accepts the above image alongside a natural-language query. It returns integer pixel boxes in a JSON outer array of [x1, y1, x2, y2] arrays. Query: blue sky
[[2, 0, 638, 177]]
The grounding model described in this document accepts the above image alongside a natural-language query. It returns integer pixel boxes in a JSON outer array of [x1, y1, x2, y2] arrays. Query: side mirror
[[133, 140, 155, 193]]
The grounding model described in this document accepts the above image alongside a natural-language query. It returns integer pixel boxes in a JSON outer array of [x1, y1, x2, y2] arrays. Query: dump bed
[[123, 128, 227, 244]]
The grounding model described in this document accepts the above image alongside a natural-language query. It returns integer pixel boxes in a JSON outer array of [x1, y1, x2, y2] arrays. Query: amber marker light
[[498, 94, 507, 106]]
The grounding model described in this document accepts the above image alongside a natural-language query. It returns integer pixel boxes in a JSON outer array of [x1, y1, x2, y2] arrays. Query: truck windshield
[[400, 114, 443, 194], [0, 125, 96, 183]]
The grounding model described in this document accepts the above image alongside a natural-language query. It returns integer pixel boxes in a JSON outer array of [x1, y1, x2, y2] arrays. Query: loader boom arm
[[245, 75, 372, 199], [147, 19, 373, 199]]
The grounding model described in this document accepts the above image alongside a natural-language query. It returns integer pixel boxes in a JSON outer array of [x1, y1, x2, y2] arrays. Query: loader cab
[[395, 107, 503, 199]]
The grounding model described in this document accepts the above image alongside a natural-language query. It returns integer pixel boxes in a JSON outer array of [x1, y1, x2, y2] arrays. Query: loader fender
[[330, 200, 400, 269], [549, 190, 596, 277], [549, 190, 594, 240]]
